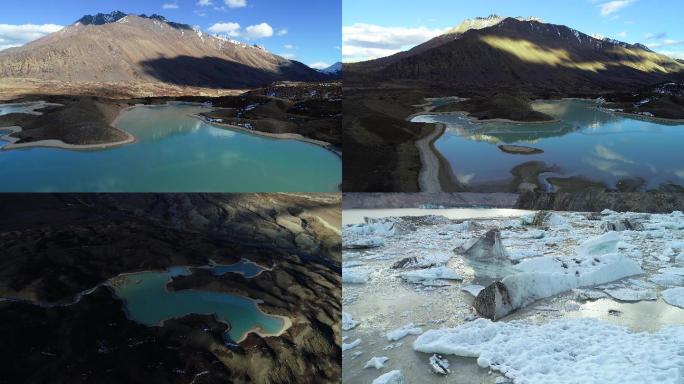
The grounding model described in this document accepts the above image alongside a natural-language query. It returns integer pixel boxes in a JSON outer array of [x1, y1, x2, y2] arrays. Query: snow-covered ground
[[342, 210, 684, 383]]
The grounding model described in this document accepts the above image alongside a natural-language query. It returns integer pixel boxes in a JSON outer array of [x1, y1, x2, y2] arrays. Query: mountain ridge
[[0, 11, 327, 92], [346, 16, 684, 92]]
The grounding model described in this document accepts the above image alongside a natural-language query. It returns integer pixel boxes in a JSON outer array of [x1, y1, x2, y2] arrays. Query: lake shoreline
[[191, 113, 342, 159], [0, 101, 136, 151], [409, 98, 559, 192], [111, 264, 294, 344], [2, 263, 294, 345]]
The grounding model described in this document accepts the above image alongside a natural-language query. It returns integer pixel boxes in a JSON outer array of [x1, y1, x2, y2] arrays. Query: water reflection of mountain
[[426, 100, 622, 144]]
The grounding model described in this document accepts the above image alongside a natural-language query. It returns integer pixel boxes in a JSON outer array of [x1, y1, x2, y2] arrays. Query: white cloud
[[225, 0, 247, 8], [194, 10, 208, 17], [283, 44, 295, 49], [208, 22, 274, 40], [309, 61, 330, 70], [276, 29, 288, 36], [648, 39, 684, 48], [645, 32, 667, 40], [342, 23, 448, 62], [162, 3, 179, 9], [197, 0, 214, 5], [617, 31, 627, 38], [278, 53, 296, 59], [208, 22, 241, 37], [658, 50, 684, 60], [599, 0, 635, 17], [243, 22, 273, 39], [0, 23, 63, 51]]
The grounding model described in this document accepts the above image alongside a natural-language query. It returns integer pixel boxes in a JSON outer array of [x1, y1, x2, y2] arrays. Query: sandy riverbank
[[191, 114, 342, 158]]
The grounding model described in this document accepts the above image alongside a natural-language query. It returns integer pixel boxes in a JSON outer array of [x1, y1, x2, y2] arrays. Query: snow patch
[[372, 370, 406, 384], [663, 287, 684, 308], [414, 318, 684, 383], [387, 323, 423, 341], [400, 267, 462, 285]]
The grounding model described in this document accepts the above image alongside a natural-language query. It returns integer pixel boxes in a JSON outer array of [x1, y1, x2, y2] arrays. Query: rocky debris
[[457, 229, 509, 261], [600, 218, 644, 232], [0, 288, 233, 384], [526, 211, 569, 228], [429, 354, 450, 375], [0, 194, 341, 384], [474, 281, 514, 320], [391, 253, 451, 269], [517, 191, 684, 213], [392, 257, 420, 269], [343, 237, 385, 249]]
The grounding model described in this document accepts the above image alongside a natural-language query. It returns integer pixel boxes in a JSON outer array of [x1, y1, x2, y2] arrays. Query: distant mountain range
[[0, 11, 329, 90], [346, 15, 684, 92], [319, 62, 342, 76]]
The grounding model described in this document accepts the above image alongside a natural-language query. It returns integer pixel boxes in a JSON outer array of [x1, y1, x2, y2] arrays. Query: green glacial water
[[413, 99, 684, 191], [0, 103, 341, 192], [110, 264, 285, 342]]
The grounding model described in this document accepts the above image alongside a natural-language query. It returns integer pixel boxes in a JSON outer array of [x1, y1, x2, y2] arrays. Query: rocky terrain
[[1, 82, 341, 147], [0, 12, 329, 98], [0, 194, 341, 384], [517, 191, 684, 213]]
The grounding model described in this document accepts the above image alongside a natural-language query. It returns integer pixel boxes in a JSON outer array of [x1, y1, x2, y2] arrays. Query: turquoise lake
[[412, 99, 684, 191], [110, 265, 285, 342], [0, 103, 341, 192]]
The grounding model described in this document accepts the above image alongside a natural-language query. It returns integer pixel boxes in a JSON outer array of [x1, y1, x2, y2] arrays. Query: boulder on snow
[[528, 211, 569, 228], [474, 281, 514, 320]]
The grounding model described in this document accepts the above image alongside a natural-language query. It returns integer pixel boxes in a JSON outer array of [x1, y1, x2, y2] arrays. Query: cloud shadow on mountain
[[140, 55, 327, 89]]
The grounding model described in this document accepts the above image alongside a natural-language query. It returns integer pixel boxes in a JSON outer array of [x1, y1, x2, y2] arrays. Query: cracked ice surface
[[342, 209, 684, 383]]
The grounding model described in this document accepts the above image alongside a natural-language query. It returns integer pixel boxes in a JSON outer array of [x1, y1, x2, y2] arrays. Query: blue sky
[[343, 0, 684, 62], [0, 0, 341, 69]]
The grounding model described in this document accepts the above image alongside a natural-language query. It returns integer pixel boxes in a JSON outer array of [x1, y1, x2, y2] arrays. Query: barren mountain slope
[[0, 12, 325, 89], [346, 16, 684, 92]]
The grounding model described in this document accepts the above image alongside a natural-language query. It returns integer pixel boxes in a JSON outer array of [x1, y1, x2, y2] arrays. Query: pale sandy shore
[[191, 114, 342, 158], [415, 123, 445, 193]]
